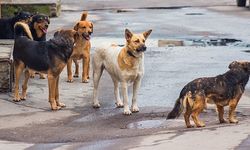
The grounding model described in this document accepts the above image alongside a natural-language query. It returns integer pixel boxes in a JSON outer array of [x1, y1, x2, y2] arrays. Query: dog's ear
[[90, 22, 94, 33], [143, 29, 152, 40], [14, 11, 19, 16], [54, 30, 61, 37], [81, 11, 88, 21], [74, 22, 79, 31], [125, 29, 133, 42], [229, 61, 238, 69]]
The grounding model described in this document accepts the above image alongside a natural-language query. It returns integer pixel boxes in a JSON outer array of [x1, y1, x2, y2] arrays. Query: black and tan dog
[[29, 14, 50, 79], [0, 11, 31, 39], [67, 11, 93, 83], [167, 61, 250, 128], [13, 22, 77, 110]]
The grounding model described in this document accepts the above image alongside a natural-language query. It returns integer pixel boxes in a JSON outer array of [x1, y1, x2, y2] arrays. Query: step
[[0, 42, 13, 92]]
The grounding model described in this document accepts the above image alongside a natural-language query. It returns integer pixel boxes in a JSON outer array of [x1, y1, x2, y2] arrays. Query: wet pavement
[[1, 0, 250, 149]]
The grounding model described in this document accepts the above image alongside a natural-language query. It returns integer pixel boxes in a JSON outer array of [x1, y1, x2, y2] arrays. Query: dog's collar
[[127, 50, 136, 58]]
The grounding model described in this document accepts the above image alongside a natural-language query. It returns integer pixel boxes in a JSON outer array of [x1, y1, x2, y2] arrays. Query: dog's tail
[[167, 97, 185, 119], [14, 22, 33, 40], [80, 11, 88, 21]]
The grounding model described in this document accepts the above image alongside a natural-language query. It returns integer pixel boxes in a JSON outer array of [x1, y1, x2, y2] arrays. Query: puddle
[[127, 119, 165, 129], [158, 38, 243, 47], [185, 13, 204, 15], [127, 119, 187, 129]]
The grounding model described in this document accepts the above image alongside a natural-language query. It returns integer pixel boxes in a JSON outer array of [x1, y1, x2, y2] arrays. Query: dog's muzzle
[[136, 45, 147, 52]]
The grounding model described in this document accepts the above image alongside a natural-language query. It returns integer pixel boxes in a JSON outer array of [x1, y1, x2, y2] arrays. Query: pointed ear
[[90, 22, 94, 33], [229, 61, 238, 69], [143, 29, 152, 39], [125, 29, 133, 41], [74, 22, 79, 31], [81, 11, 88, 21]]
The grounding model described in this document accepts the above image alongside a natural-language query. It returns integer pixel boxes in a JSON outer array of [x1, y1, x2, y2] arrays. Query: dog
[[29, 14, 50, 79], [92, 29, 152, 115], [167, 61, 250, 128], [67, 11, 93, 83], [13, 22, 77, 110], [0, 11, 31, 39]]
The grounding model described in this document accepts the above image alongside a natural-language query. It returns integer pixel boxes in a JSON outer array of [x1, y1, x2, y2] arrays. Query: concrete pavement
[[1, 0, 250, 149]]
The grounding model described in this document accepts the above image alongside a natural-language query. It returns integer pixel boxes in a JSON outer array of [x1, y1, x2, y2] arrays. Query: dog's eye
[[134, 39, 140, 43], [142, 39, 145, 43]]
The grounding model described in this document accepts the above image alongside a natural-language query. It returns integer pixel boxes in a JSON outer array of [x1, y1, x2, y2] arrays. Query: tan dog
[[92, 29, 152, 115], [67, 12, 93, 83]]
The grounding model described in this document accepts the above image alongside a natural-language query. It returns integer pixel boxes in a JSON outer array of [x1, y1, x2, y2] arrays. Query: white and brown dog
[[92, 29, 152, 115]]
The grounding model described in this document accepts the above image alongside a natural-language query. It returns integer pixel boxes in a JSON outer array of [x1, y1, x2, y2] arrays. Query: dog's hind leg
[[13, 61, 25, 102], [112, 78, 123, 108], [48, 74, 60, 110], [121, 82, 132, 115], [82, 54, 90, 83], [229, 99, 240, 123], [92, 64, 104, 108], [191, 101, 206, 128], [20, 69, 30, 100], [216, 105, 227, 123], [131, 77, 142, 113], [184, 105, 193, 128]]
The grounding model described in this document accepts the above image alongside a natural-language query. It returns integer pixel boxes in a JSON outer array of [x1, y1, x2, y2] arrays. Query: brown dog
[[13, 22, 77, 110], [167, 61, 250, 128], [67, 11, 93, 83]]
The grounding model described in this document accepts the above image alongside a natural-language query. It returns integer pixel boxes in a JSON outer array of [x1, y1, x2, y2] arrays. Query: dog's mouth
[[82, 33, 91, 41], [39, 26, 48, 34]]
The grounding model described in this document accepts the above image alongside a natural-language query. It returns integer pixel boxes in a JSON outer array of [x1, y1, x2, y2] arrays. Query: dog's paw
[[67, 79, 74, 83], [51, 106, 62, 111], [131, 105, 139, 113], [30, 74, 35, 78], [229, 118, 239, 124], [20, 96, 26, 100], [123, 109, 132, 115], [115, 101, 124, 108], [39, 74, 46, 79], [196, 122, 206, 128], [82, 79, 89, 83], [186, 125, 194, 128], [13, 97, 21, 102], [73, 74, 79, 78], [219, 119, 228, 124], [57, 102, 66, 107], [93, 102, 101, 108]]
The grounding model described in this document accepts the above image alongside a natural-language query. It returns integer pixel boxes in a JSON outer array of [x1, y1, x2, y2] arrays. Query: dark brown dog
[[67, 11, 93, 83], [29, 14, 50, 79], [167, 61, 250, 128], [13, 22, 77, 110]]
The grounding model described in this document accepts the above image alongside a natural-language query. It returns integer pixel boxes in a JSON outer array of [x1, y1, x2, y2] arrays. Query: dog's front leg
[[121, 82, 131, 115], [55, 76, 66, 108], [131, 77, 141, 113], [67, 58, 74, 82], [82, 55, 90, 83], [113, 79, 123, 108], [48, 74, 60, 110]]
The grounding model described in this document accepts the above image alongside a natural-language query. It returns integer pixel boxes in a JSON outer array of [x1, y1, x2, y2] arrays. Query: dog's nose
[[88, 31, 92, 35], [141, 45, 147, 51], [45, 24, 49, 28]]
